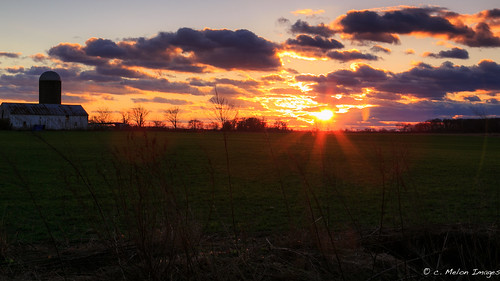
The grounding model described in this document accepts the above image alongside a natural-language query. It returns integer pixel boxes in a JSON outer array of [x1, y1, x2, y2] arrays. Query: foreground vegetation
[[0, 131, 499, 280]]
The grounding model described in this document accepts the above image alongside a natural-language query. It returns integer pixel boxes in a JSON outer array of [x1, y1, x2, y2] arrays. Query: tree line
[[396, 118, 500, 133], [90, 91, 290, 132]]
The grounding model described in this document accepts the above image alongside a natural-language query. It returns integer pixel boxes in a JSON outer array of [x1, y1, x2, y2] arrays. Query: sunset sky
[[1, 0, 499, 129]]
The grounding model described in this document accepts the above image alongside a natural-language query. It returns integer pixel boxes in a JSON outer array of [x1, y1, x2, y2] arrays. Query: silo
[[39, 71, 61, 104]]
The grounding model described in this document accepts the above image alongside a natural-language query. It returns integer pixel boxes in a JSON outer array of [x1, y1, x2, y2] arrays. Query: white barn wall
[[9, 114, 88, 130]]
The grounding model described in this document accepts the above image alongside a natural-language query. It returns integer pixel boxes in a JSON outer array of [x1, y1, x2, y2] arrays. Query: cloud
[[131, 97, 192, 105], [291, 9, 325, 16], [424, 47, 469, 59], [289, 19, 336, 37], [0, 52, 21, 58], [464, 95, 481, 102], [85, 38, 127, 58], [6, 66, 25, 74], [122, 78, 205, 95], [261, 74, 286, 82], [30, 53, 49, 62], [296, 60, 500, 100], [326, 50, 379, 62], [371, 45, 391, 53], [484, 8, 500, 18], [335, 7, 500, 47], [378, 60, 500, 99], [48, 28, 281, 73], [49, 43, 107, 66], [405, 49, 416, 55], [286, 34, 344, 50]]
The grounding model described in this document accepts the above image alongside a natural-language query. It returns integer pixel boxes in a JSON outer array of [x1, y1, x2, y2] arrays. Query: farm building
[[0, 71, 88, 130]]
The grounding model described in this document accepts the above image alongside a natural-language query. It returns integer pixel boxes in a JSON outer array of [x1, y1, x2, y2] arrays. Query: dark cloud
[[456, 22, 500, 47], [62, 94, 92, 104], [464, 95, 481, 102], [339, 7, 459, 35], [132, 97, 192, 105], [6, 66, 25, 74], [485, 8, 500, 18], [95, 63, 147, 79], [48, 43, 107, 65], [261, 74, 285, 82], [84, 38, 126, 58], [370, 45, 391, 53], [367, 99, 500, 123], [125, 28, 282, 71], [425, 47, 469, 59], [336, 7, 500, 47], [214, 78, 260, 89], [286, 35, 344, 50], [289, 19, 336, 37], [348, 32, 401, 44], [0, 52, 21, 58], [297, 60, 500, 100], [122, 78, 205, 95], [277, 17, 290, 25], [48, 28, 281, 73], [296, 63, 388, 95], [191, 29, 280, 70], [326, 50, 379, 62], [377, 61, 500, 99], [78, 70, 123, 82]]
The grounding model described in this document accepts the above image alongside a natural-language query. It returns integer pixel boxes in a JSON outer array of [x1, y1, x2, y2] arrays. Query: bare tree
[[120, 110, 130, 125], [130, 105, 150, 127], [165, 106, 181, 129], [208, 86, 239, 238], [188, 119, 203, 130], [209, 87, 238, 130], [152, 120, 165, 128], [91, 107, 112, 124]]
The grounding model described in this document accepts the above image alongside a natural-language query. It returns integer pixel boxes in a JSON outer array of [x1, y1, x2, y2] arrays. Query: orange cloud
[[292, 9, 325, 16]]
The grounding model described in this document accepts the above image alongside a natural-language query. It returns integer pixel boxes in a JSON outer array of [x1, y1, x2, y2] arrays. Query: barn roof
[[1, 103, 88, 116]]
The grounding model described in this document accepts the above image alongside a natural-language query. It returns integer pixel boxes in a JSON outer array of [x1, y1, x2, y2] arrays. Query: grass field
[[1, 131, 498, 240], [1, 130, 499, 279]]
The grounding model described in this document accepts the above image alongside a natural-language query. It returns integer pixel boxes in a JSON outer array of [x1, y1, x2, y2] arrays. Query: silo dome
[[39, 71, 61, 104], [39, 71, 61, 82]]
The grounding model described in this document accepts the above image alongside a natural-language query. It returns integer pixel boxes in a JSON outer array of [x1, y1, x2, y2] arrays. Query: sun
[[314, 109, 334, 121]]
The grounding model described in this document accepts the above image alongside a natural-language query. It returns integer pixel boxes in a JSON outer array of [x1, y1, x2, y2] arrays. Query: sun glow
[[313, 109, 334, 121]]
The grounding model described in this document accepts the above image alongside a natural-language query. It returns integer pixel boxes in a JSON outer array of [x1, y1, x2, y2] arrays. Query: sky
[[1, 0, 500, 130]]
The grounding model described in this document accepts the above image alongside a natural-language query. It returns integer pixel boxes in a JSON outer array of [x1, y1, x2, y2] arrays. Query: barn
[[0, 71, 88, 130]]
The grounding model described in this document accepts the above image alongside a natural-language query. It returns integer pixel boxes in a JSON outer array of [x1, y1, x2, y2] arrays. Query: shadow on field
[[1, 131, 499, 280]]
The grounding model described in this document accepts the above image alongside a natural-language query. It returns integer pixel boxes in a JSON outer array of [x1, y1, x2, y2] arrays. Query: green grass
[[0, 130, 499, 242]]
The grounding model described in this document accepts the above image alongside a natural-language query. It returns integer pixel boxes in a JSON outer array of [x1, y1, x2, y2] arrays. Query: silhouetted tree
[[165, 106, 181, 129], [272, 120, 289, 131], [130, 105, 150, 127], [207, 121, 219, 130], [120, 110, 130, 125], [188, 119, 203, 130], [152, 120, 165, 128], [91, 107, 113, 124], [236, 117, 266, 131], [209, 87, 238, 130]]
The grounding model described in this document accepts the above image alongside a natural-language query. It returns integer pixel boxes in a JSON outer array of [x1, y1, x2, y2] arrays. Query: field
[[1, 130, 499, 280]]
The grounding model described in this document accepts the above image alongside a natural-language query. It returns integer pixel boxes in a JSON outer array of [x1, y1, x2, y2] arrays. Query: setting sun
[[314, 109, 334, 121]]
